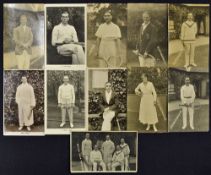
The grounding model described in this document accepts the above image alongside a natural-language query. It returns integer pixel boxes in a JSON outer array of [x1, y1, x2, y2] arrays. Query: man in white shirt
[[101, 135, 115, 170], [180, 77, 196, 130], [90, 145, 106, 171], [58, 75, 75, 128], [111, 145, 125, 171], [81, 133, 92, 171], [51, 11, 84, 64], [180, 13, 197, 69], [15, 76, 36, 131], [120, 138, 130, 170]]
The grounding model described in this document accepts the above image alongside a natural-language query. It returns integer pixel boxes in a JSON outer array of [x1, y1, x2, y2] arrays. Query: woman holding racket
[[135, 73, 158, 132], [95, 10, 121, 67]]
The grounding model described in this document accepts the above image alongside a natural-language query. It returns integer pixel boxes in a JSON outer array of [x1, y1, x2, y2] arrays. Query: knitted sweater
[[180, 21, 197, 43]]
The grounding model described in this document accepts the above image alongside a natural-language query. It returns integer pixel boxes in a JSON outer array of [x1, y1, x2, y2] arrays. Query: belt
[[184, 96, 192, 98]]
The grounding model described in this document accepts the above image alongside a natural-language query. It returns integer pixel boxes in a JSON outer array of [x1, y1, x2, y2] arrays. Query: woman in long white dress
[[95, 10, 121, 67], [135, 73, 158, 132]]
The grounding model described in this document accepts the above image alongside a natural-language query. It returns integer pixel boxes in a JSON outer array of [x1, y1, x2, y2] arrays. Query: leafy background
[[89, 69, 127, 114], [4, 70, 44, 126], [127, 67, 168, 95]]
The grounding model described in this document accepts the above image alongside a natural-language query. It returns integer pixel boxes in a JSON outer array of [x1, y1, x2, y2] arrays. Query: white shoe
[[60, 122, 65, 127], [27, 127, 31, 131], [153, 126, 158, 132], [191, 63, 197, 67], [146, 125, 150, 131], [70, 123, 74, 128], [190, 125, 195, 130], [182, 125, 187, 130], [18, 126, 23, 131], [184, 64, 188, 68]]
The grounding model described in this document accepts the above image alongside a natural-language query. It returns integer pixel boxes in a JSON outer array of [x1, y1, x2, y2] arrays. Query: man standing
[[13, 15, 33, 69], [58, 75, 75, 128], [51, 11, 84, 64], [99, 82, 119, 131], [101, 135, 115, 170], [81, 133, 92, 171], [111, 145, 125, 171], [180, 13, 197, 69], [180, 77, 196, 130], [136, 11, 157, 66], [90, 145, 106, 172], [15, 76, 36, 131], [120, 138, 130, 170]]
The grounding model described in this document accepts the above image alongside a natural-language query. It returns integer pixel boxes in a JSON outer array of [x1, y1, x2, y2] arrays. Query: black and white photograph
[[3, 4, 44, 69], [88, 69, 127, 131], [3, 70, 44, 135], [127, 3, 168, 68], [127, 67, 168, 133], [70, 131, 137, 173], [46, 70, 86, 134], [87, 3, 127, 68], [168, 68, 209, 132], [46, 4, 86, 66], [168, 4, 209, 71]]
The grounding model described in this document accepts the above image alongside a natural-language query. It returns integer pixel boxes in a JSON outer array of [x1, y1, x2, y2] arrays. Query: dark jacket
[[13, 25, 33, 55], [99, 91, 119, 114], [137, 23, 157, 55]]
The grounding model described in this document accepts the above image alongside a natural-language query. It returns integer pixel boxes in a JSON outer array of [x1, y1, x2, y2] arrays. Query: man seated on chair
[[90, 145, 106, 172], [99, 82, 119, 131], [111, 145, 125, 171], [51, 11, 85, 64], [120, 138, 130, 171]]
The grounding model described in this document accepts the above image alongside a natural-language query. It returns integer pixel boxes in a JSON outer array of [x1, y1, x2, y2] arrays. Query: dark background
[[1, 1, 211, 175]]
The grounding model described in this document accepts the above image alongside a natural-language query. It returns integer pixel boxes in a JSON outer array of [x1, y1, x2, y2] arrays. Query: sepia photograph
[[46, 70, 86, 134], [168, 4, 209, 71], [127, 67, 168, 133], [3, 4, 44, 69], [168, 68, 209, 132], [3, 70, 44, 135], [87, 3, 127, 68], [127, 3, 168, 68], [70, 131, 137, 173], [88, 69, 127, 131], [46, 4, 85, 65]]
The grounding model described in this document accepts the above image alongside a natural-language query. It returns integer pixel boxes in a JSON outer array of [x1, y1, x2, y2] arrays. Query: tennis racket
[[55, 42, 85, 47], [132, 50, 155, 67]]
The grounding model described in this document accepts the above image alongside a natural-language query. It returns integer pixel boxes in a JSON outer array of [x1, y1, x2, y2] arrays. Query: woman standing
[[135, 73, 158, 132], [95, 10, 121, 67]]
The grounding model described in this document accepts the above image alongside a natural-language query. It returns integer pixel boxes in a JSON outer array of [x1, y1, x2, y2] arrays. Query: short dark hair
[[61, 11, 69, 17]]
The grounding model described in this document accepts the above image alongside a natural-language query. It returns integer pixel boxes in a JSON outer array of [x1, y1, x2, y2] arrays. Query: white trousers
[[184, 43, 195, 65], [111, 161, 124, 171], [57, 44, 85, 64], [18, 104, 34, 127], [124, 156, 129, 171], [61, 106, 73, 126], [182, 100, 194, 128], [101, 110, 115, 131], [92, 161, 106, 171], [16, 50, 31, 69], [83, 155, 90, 171]]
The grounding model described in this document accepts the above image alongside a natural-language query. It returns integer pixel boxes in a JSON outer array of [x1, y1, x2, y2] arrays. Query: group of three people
[[81, 133, 130, 171]]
